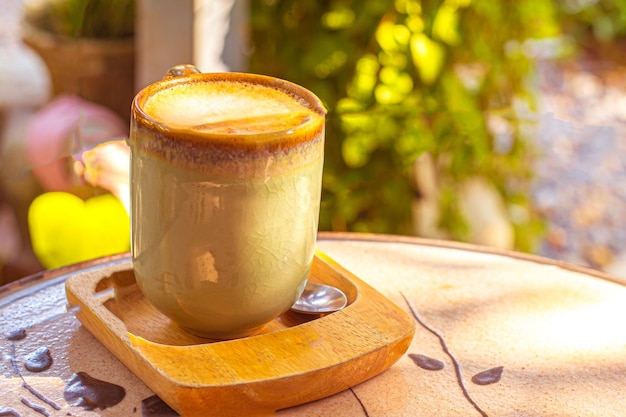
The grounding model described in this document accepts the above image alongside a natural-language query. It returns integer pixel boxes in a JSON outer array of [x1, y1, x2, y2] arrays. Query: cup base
[[179, 324, 265, 341]]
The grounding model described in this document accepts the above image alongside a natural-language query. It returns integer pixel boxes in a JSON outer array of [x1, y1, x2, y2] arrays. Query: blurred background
[[1, 0, 626, 284]]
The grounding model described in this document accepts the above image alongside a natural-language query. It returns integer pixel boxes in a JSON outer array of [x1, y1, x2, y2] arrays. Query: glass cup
[[128, 65, 326, 339]]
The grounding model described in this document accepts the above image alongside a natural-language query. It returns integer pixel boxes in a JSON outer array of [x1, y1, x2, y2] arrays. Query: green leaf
[[342, 134, 376, 167], [322, 6, 356, 29], [68, 0, 89, 37]]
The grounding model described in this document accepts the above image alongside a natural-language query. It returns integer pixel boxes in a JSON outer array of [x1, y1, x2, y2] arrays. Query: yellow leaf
[[410, 33, 445, 84], [376, 21, 398, 52], [433, 4, 461, 46]]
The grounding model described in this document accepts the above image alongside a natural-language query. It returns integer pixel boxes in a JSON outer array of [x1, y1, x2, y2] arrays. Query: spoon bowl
[[290, 282, 348, 315]]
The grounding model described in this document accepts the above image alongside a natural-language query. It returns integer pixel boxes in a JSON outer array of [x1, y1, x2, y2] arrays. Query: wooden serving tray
[[65, 249, 415, 417]]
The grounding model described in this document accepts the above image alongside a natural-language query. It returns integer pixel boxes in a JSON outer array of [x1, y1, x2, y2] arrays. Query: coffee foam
[[142, 79, 322, 135]]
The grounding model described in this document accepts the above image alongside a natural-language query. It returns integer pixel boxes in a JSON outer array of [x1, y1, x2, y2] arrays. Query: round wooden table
[[2, 232, 626, 416]]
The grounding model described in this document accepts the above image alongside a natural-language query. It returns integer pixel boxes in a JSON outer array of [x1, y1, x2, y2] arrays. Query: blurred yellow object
[[28, 192, 130, 269]]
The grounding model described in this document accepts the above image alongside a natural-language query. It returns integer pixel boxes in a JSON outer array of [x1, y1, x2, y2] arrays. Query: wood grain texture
[[65, 248, 415, 416]]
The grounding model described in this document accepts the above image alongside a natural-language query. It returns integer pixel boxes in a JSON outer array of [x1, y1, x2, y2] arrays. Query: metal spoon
[[290, 282, 348, 314]]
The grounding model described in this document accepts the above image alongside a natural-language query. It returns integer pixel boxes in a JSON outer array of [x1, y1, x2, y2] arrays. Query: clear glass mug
[[128, 66, 326, 339]]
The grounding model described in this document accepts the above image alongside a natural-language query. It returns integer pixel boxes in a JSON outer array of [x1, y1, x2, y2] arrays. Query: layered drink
[[129, 71, 326, 339]]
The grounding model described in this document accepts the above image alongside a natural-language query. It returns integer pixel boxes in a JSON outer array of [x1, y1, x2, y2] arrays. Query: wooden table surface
[[2, 232, 626, 417]]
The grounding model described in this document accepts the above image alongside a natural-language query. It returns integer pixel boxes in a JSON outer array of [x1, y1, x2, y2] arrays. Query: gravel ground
[[534, 57, 626, 278]]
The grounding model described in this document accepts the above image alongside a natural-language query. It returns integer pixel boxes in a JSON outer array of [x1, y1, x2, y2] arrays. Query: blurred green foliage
[[557, 0, 626, 42], [250, 0, 560, 250]]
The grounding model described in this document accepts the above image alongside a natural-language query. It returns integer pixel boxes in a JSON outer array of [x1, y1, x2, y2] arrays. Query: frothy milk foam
[[143, 80, 318, 134], [131, 75, 325, 339]]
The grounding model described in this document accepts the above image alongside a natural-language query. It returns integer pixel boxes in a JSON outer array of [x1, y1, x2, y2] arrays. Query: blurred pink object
[[25, 95, 128, 192]]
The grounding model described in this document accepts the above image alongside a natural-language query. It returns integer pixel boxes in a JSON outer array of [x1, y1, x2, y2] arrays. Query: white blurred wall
[[136, 0, 248, 90]]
